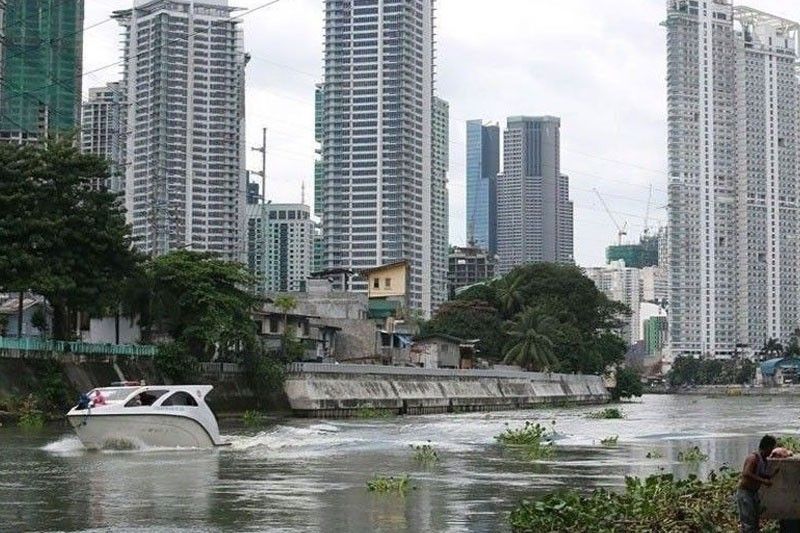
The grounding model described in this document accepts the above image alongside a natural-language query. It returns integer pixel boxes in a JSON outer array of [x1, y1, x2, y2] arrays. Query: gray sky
[[82, 0, 799, 266]]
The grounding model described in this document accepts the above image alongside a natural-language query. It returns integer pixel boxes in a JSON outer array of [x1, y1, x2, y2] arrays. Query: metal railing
[[0, 336, 157, 357], [285, 362, 605, 384]]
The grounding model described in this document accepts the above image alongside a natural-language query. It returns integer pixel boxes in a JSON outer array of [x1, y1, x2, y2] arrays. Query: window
[[269, 316, 279, 333], [125, 390, 169, 407], [161, 391, 198, 407], [384, 278, 392, 288], [373, 278, 380, 289]]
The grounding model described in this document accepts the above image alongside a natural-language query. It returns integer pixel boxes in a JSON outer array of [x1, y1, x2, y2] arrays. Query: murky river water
[[1, 394, 797, 532]]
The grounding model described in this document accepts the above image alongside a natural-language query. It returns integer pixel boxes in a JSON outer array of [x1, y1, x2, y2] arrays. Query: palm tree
[[495, 272, 526, 318], [762, 338, 783, 361], [503, 307, 558, 371]]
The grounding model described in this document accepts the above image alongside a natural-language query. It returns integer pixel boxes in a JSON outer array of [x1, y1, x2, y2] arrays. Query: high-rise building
[[606, 234, 659, 269], [320, 0, 442, 317], [666, 2, 800, 357], [496, 116, 573, 274], [0, 0, 84, 142], [81, 82, 126, 192], [247, 203, 314, 294], [314, 84, 324, 219], [448, 246, 497, 297], [431, 96, 449, 312], [114, 0, 248, 262], [585, 260, 641, 346], [466, 120, 500, 254]]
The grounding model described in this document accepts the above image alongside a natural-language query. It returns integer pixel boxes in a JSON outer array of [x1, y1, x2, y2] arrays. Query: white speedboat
[[66, 384, 227, 450]]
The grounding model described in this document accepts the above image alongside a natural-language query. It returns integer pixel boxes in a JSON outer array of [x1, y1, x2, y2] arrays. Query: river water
[[0, 394, 795, 532]]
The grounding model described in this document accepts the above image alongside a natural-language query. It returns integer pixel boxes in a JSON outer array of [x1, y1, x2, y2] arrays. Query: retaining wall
[[283, 363, 610, 417]]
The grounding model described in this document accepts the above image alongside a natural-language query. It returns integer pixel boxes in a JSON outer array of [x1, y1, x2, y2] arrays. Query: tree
[[503, 307, 558, 371], [273, 295, 298, 359], [422, 300, 506, 360], [136, 251, 256, 360], [0, 138, 140, 339], [612, 367, 643, 400], [763, 338, 783, 360]]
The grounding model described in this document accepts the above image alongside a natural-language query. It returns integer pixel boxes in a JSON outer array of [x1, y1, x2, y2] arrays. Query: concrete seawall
[[283, 363, 611, 417]]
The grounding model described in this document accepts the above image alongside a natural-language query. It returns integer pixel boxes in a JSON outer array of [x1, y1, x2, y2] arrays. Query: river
[[0, 394, 795, 532]]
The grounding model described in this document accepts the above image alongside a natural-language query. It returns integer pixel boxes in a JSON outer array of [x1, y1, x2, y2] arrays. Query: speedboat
[[66, 384, 227, 450]]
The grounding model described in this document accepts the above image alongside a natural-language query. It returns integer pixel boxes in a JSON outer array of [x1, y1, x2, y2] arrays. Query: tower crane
[[593, 188, 628, 246]]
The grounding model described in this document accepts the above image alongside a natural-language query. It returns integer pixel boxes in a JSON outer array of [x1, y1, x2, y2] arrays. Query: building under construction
[[0, 1, 84, 142], [606, 234, 660, 269]]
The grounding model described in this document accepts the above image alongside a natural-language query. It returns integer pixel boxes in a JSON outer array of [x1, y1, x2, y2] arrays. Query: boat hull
[[67, 413, 216, 450]]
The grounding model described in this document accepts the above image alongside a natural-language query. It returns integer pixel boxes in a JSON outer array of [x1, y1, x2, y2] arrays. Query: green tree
[[422, 300, 506, 360], [762, 338, 783, 360], [612, 367, 643, 400], [503, 307, 558, 371], [137, 251, 256, 360], [273, 295, 298, 359], [0, 138, 140, 339]]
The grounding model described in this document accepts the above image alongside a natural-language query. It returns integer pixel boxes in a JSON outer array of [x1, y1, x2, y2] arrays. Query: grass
[[600, 435, 619, 447], [586, 408, 624, 419], [354, 407, 396, 419], [242, 410, 265, 427], [366, 474, 413, 494], [410, 441, 439, 464], [495, 421, 556, 459], [677, 446, 708, 463]]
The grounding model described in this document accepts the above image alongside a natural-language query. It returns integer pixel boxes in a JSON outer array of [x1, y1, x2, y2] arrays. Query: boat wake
[[227, 423, 362, 457], [41, 435, 208, 455]]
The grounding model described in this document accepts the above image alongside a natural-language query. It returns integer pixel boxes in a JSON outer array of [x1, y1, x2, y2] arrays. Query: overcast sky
[[83, 0, 799, 266]]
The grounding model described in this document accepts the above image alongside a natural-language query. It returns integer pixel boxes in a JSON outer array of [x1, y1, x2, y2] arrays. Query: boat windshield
[[91, 388, 138, 402]]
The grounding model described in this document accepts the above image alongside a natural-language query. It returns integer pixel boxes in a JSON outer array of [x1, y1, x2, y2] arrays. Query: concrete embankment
[[674, 385, 800, 397], [283, 363, 610, 417]]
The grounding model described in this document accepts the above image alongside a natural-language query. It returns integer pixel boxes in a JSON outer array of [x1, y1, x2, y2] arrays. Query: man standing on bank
[[737, 434, 778, 533]]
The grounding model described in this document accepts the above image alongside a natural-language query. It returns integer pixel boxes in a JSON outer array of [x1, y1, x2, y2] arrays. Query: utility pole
[[250, 127, 267, 203]]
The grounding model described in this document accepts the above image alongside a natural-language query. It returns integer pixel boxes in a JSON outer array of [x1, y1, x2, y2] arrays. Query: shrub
[[17, 394, 45, 429], [646, 450, 663, 459], [587, 408, 624, 419]]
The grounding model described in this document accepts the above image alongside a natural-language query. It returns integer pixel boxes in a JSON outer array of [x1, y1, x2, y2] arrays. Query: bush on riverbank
[[510, 470, 759, 532]]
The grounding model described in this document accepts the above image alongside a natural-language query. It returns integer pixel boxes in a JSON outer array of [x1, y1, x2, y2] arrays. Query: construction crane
[[643, 184, 653, 237], [594, 188, 628, 245]]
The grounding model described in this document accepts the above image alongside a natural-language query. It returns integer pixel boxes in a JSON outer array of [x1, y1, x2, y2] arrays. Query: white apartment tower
[[320, 0, 442, 317], [431, 96, 449, 312], [666, 1, 800, 357], [247, 203, 314, 294], [114, 0, 248, 262], [81, 82, 126, 192]]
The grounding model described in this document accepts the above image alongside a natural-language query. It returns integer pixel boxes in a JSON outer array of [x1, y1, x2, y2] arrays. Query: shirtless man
[[737, 435, 778, 533]]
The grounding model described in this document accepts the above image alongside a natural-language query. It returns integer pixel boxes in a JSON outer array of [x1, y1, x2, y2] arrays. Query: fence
[[285, 362, 604, 384], [0, 336, 157, 357]]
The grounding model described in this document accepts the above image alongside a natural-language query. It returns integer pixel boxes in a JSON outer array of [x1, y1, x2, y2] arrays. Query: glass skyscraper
[[0, 0, 84, 140], [466, 120, 499, 254]]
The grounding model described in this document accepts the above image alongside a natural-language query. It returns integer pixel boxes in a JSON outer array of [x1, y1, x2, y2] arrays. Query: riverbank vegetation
[[423, 263, 636, 386], [600, 435, 619, 447], [510, 470, 763, 532], [668, 356, 756, 387]]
